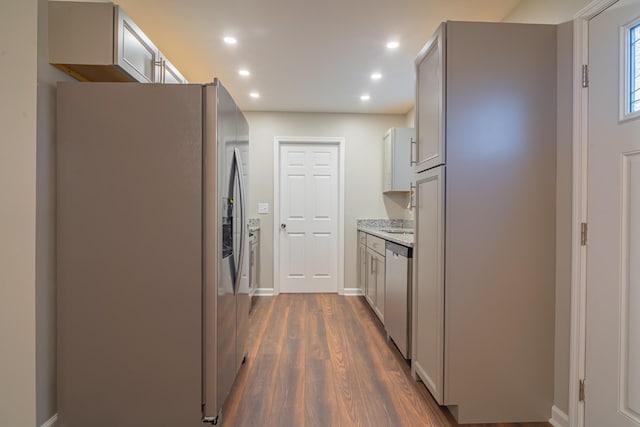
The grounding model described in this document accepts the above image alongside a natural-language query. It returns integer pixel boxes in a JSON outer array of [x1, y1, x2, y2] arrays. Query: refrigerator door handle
[[233, 147, 247, 294]]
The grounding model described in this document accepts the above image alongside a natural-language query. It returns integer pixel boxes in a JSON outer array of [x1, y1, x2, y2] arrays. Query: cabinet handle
[[410, 138, 417, 166], [410, 183, 417, 208], [154, 60, 163, 82]]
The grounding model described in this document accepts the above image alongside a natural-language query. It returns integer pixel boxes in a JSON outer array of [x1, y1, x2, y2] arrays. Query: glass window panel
[[630, 24, 640, 113]]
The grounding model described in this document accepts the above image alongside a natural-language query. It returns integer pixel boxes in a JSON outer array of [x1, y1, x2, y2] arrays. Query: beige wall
[[0, 1, 39, 426], [245, 111, 407, 292], [504, 0, 590, 23]]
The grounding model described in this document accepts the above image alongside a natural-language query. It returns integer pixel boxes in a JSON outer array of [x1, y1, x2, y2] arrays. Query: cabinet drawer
[[366, 234, 386, 256], [358, 231, 367, 245]]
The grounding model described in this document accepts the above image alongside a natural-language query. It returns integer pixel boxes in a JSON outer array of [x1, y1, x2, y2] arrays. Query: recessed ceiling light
[[250, 92, 260, 98], [223, 36, 237, 45], [386, 41, 399, 49], [371, 73, 382, 80], [361, 94, 371, 101], [238, 69, 250, 77]]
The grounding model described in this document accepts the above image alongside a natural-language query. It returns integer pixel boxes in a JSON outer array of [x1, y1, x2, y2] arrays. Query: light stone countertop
[[357, 226, 414, 248], [248, 218, 260, 232]]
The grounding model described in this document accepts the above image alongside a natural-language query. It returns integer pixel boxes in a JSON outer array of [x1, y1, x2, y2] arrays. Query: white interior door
[[586, 1, 640, 425], [279, 143, 338, 293]]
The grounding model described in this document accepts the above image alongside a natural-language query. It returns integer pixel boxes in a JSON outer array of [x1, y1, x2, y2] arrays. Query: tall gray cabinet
[[412, 22, 557, 423]]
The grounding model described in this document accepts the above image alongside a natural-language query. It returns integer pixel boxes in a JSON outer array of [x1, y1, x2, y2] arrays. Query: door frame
[[272, 136, 346, 295], [570, 1, 620, 426]]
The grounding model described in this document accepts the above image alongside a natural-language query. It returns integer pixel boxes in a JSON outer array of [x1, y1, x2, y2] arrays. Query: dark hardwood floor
[[220, 294, 551, 427]]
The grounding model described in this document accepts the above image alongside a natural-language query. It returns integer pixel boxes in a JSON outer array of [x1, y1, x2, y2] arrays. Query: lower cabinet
[[412, 167, 445, 404], [371, 249, 385, 321], [358, 232, 367, 294], [249, 229, 259, 309], [360, 233, 385, 323]]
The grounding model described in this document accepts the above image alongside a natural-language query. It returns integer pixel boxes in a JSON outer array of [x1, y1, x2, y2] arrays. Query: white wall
[[0, 1, 39, 426], [504, 0, 591, 23], [246, 111, 407, 292]]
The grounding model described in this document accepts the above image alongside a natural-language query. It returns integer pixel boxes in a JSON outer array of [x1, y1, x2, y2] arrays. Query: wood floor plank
[[219, 294, 552, 427], [268, 295, 306, 427], [320, 294, 365, 426]]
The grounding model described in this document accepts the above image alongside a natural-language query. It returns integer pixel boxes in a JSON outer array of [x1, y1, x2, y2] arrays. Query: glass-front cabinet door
[[114, 6, 158, 83]]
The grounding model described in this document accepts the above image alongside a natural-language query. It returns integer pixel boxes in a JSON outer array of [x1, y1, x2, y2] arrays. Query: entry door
[[586, 1, 640, 425], [279, 144, 338, 293]]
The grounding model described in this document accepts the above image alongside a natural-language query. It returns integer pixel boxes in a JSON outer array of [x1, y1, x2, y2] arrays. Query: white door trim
[[570, 2, 619, 427], [273, 136, 345, 295]]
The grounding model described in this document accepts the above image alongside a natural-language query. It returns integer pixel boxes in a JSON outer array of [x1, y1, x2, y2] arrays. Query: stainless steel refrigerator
[[56, 80, 249, 426]]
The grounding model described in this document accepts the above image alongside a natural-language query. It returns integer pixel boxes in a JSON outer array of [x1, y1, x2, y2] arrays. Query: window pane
[[631, 24, 640, 113]]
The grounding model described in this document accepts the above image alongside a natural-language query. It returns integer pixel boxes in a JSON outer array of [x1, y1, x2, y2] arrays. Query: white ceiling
[[115, 0, 521, 114]]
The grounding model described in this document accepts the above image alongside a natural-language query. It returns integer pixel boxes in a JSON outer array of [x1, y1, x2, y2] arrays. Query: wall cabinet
[[383, 127, 415, 192], [157, 53, 188, 84], [414, 26, 445, 173], [49, 1, 187, 84], [412, 21, 557, 423]]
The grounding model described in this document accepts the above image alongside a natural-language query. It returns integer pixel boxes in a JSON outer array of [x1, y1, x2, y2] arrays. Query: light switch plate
[[258, 203, 269, 214]]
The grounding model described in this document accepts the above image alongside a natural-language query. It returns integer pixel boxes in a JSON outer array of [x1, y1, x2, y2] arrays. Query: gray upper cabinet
[[49, 1, 187, 84], [159, 54, 188, 84], [414, 24, 445, 173], [383, 127, 414, 193], [115, 6, 158, 83]]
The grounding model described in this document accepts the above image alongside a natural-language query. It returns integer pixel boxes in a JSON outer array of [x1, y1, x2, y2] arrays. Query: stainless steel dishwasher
[[385, 241, 413, 359]]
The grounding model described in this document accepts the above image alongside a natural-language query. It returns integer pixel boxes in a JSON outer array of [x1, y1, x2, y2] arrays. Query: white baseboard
[[255, 288, 275, 296], [41, 414, 57, 427], [342, 288, 363, 296], [549, 405, 569, 427]]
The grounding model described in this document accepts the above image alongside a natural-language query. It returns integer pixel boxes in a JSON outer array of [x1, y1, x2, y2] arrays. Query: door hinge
[[579, 379, 586, 402], [581, 222, 588, 246], [582, 64, 589, 88]]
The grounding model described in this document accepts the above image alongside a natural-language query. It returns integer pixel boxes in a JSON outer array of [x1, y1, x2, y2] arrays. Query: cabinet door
[[412, 166, 445, 404], [383, 130, 393, 192], [365, 248, 377, 309], [358, 242, 367, 293], [249, 231, 260, 293], [114, 6, 158, 83], [366, 249, 385, 322], [415, 24, 445, 172], [158, 54, 188, 84], [375, 251, 385, 320]]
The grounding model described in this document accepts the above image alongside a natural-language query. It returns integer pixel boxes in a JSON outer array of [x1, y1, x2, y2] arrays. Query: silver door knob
[[280, 223, 287, 229]]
